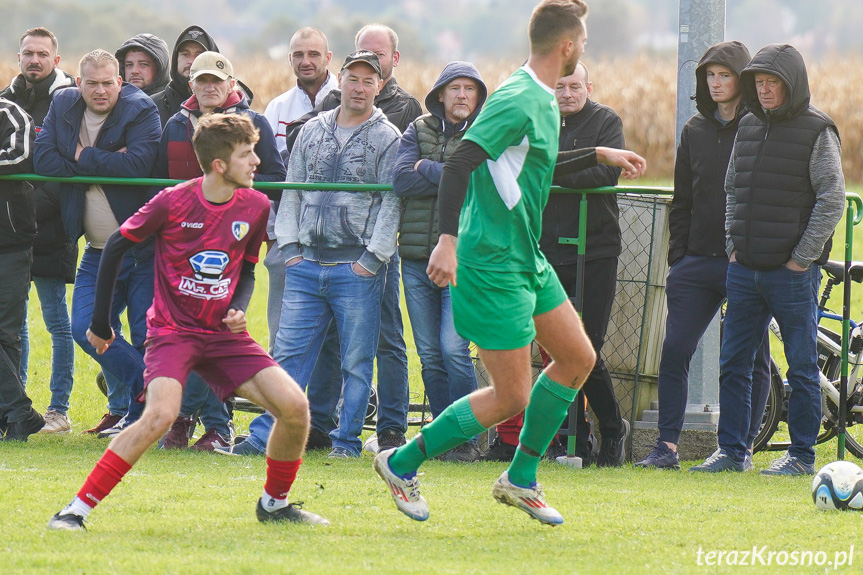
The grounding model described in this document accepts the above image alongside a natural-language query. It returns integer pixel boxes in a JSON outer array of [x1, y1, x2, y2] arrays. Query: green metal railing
[[3, 173, 859, 460]]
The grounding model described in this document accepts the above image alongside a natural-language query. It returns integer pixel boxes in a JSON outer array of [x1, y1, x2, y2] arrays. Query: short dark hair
[[529, 0, 588, 54], [193, 113, 260, 174], [20, 27, 58, 53]]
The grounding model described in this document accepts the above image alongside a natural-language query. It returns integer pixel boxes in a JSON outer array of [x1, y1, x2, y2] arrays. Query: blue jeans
[[248, 259, 384, 456], [719, 262, 821, 464], [658, 255, 770, 446], [401, 258, 476, 418], [179, 371, 231, 437], [19, 276, 75, 414], [71, 247, 152, 417], [302, 254, 410, 435]]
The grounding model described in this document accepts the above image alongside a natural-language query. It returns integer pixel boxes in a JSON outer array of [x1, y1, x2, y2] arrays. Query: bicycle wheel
[[752, 357, 784, 453], [820, 350, 863, 459]]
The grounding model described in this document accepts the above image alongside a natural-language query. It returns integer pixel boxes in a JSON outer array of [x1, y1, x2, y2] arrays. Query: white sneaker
[[492, 471, 564, 526], [373, 448, 429, 521], [97, 414, 129, 439], [40, 410, 71, 434]]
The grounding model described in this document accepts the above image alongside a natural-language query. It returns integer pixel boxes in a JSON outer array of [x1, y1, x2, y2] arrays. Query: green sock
[[388, 396, 486, 477], [508, 373, 578, 487]]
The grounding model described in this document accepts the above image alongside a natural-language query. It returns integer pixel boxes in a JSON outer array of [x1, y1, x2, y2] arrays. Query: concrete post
[[633, 0, 728, 461]]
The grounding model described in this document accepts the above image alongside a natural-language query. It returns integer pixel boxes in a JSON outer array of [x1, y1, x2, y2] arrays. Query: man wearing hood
[[155, 52, 285, 452], [392, 61, 487, 462], [638, 41, 770, 471], [1, 27, 77, 435], [152, 26, 218, 126], [691, 44, 845, 475], [116, 33, 170, 98], [249, 51, 400, 460]]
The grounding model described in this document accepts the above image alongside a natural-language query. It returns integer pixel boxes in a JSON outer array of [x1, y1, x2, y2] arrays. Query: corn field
[[4, 55, 863, 183]]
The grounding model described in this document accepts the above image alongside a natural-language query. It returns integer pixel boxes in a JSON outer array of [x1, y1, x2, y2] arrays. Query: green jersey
[[458, 66, 560, 273]]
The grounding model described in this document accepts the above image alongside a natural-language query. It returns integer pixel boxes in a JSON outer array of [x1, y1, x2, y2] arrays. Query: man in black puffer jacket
[[0, 96, 41, 441], [1, 27, 77, 435], [692, 44, 845, 476], [152, 26, 218, 126]]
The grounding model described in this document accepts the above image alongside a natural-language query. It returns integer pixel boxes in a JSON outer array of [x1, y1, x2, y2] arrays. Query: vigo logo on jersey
[[179, 250, 232, 300]]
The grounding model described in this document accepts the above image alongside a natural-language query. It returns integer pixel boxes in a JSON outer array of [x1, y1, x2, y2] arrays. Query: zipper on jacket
[[745, 120, 771, 261], [6, 201, 16, 233]]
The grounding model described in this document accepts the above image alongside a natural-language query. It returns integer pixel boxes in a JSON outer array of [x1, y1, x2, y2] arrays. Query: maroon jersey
[[121, 178, 269, 337]]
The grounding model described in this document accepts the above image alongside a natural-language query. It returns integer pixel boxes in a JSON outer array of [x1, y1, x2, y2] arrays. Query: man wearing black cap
[[237, 51, 401, 459]]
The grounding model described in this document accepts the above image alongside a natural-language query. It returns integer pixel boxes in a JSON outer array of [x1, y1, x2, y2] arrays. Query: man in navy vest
[[691, 44, 845, 476]]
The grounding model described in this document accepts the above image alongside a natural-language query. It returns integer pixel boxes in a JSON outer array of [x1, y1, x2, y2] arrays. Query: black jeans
[[554, 257, 624, 440], [0, 249, 35, 423]]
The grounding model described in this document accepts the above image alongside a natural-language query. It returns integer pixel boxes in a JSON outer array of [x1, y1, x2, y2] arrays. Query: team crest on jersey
[[179, 250, 232, 300], [232, 221, 249, 241]]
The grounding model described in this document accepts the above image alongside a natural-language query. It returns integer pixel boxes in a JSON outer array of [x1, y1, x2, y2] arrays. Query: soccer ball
[[811, 461, 863, 511]]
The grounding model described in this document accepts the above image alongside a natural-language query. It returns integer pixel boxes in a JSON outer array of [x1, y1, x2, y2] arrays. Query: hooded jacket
[[275, 107, 402, 274], [33, 83, 162, 255], [1, 68, 78, 279], [726, 44, 844, 270], [0, 98, 36, 254], [540, 97, 624, 265], [116, 33, 170, 97], [392, 62, 487, 260], [156, 90, 286, 201], [668, 41, 751, 266], [152, 26, 219, 126], [283, 75, 421, 156]]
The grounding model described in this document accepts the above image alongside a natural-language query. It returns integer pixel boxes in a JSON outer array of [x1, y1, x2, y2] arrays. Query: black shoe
[[480, 437, 517, 462], [377, 429, 406, 451], [2, 408, 45, 442], [305, 427, 332, 450], [444, 443, 480, 463], [255, 499, 330, 525], [47, 512, 86, 531], [634, 441, 680, 470], [596, 419, 630, 467]]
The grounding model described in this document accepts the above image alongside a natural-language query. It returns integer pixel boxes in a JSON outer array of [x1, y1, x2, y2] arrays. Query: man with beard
[[1, 27, 77, 434]]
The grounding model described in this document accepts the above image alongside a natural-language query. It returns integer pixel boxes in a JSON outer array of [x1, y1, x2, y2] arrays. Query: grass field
[[4, 189, 863, 574]]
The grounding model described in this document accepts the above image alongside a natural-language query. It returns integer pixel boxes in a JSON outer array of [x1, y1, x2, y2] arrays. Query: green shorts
[[451, 263, 568, 350]]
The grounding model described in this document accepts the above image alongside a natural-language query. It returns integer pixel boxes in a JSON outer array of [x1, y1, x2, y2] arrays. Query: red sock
[[496, 412, 524, 446], [264, 457, 302, 500], [76, 449, 132, 509]]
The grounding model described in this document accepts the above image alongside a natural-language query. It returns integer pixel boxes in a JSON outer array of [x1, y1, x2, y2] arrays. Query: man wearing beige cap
[[155, 51, 285, 453]]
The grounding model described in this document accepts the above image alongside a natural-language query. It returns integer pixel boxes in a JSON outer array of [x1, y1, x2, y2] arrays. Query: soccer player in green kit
[[374, 0, 647, 525]]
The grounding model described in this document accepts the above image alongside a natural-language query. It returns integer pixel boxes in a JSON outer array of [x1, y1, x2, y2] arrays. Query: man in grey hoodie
[[115, 33, 170, 97], [691, 44, 845, 476], [392, 61, 487, 462], [265, 51, 401, 459]]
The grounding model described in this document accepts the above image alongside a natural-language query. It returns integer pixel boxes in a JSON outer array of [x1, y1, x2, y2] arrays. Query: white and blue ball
[[811, 461, 863, 511]]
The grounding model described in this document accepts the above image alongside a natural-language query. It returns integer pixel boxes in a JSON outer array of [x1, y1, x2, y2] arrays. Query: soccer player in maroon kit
[[47, 114, 329, 530]]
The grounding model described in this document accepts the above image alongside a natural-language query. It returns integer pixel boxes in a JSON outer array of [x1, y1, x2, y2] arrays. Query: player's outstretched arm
[[87, 229, 136, 354], [595, 147, 647, 180]]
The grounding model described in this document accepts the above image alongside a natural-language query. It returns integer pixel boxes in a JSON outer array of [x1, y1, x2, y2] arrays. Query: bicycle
[[752, 259, 863, 457]]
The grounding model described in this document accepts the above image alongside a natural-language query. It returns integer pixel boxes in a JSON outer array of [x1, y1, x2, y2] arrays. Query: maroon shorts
[[142, 331, 279, 401]]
